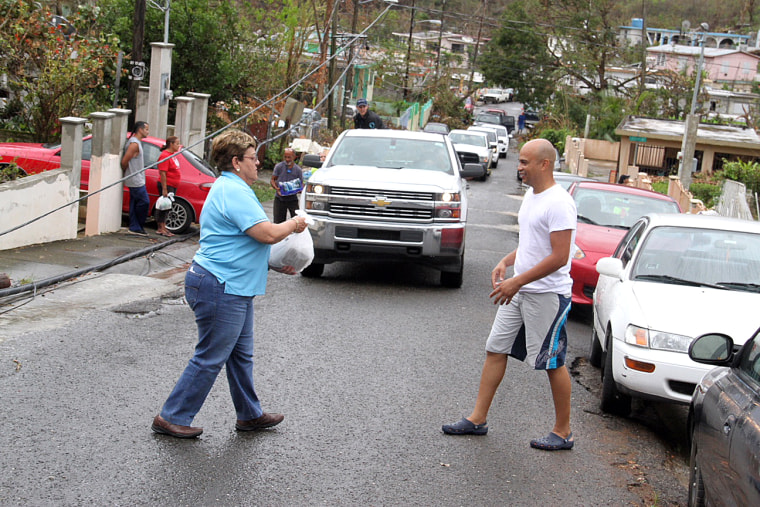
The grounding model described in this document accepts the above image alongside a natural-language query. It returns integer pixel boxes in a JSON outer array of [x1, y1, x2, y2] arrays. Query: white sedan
[[591, 213, 760, 416]]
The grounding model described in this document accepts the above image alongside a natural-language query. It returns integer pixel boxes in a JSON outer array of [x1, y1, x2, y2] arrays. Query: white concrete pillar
[[187, 92, 210, 158], [57, 116, 86, 239], [174, 96, 193, 151], [86, 112, 124, 236], [147, 42, 175, 140], [136, 86, 150, 126]]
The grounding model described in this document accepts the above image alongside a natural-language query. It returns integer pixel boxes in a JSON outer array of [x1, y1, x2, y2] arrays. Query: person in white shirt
[[442, 139, 578, 451]]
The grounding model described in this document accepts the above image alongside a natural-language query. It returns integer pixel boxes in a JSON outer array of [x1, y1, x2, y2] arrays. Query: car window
[[141, 141, 162, 168], [630, 226, 760, 288], [738, 332, 760, 384], [181, 147, 218, 177], [328, 136, 453, 174], [613, 218, 647, 266], [450, 133, 487, 148], [573, 188, 679, 228], [81, 138, 92, 161], [475, 114, 501, 124]]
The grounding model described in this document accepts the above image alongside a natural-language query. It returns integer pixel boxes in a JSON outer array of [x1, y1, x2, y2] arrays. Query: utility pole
[[341, 0, 361, 129], [127, 0, 146, 129], [403, 0, 416, 101], [435, 0, 447, 80], [638, 0, 647, 96], [678, 23, 709, 190], [467, 0, 485, 94], [327, 6, 338, 130]]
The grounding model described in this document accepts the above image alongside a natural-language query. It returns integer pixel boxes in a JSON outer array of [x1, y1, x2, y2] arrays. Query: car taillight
[[200, 182, 213, 191]]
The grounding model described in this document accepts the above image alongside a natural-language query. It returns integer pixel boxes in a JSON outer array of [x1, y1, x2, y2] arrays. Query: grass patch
[[252, 181, 275, 202]]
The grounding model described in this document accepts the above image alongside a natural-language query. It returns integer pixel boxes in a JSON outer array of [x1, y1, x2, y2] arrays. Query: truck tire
[[440, 255, 464, 288], [301, 262, 324, 278]]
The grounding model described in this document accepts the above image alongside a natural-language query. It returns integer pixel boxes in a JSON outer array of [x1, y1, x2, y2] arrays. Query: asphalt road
[[0, 132, 689, 505]]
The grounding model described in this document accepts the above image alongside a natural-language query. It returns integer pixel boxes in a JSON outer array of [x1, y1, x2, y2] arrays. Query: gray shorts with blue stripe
[[485, 292, 571, 370]]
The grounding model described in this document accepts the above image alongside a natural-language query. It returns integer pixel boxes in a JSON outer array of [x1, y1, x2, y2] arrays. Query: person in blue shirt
[[152, 129, 308, 439]]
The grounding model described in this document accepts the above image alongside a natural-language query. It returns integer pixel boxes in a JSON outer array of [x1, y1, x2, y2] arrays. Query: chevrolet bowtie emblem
[[372, 197, 392, 207]]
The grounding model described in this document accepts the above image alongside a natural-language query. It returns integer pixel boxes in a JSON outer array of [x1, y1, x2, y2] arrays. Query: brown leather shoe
[[235, 412, 284, 431], [151, 415, 203, 438]]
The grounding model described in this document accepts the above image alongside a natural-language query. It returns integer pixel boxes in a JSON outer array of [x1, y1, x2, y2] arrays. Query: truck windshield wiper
[[714, 282, 760, 293], [635, 274, 728, 290]]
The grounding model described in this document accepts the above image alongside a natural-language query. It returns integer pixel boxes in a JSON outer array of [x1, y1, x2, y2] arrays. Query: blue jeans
[[160, 262, 263, 426], [128, 185, 149, 232]]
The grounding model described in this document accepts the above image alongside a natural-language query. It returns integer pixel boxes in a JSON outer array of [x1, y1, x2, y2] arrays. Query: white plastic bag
[[269, 229, 315, 272], [156, 195, 173, 210]]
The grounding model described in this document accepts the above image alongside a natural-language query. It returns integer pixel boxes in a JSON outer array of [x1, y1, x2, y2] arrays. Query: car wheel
[[601, 330, 632, 416], [589, 326, 603, 367], [441, 255, 464, 288], [688, 438, 706, 506], [301, 262, 324, 278], [165, 199, 193, 235]]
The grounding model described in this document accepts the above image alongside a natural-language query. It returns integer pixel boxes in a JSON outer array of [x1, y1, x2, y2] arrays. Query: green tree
[[99, 0, 255, 105], [0, 0, 119, 141], [478, 0, 555, 106]]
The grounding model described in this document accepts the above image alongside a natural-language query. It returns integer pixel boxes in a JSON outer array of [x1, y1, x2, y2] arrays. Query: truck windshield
[[328, 137, 453, 173]]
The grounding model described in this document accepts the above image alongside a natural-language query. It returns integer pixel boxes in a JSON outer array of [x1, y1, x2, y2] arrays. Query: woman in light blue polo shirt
[[152, 130, 308, 438]]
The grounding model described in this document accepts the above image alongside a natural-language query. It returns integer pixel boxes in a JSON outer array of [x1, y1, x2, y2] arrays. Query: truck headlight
[[435, 192, 461, 219], [305, 183, 329, 212]]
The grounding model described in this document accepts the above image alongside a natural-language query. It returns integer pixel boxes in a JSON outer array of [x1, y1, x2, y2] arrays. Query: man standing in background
[[121, 121, 150, 235], [270, 147, 304, 223], [353, 98, 383, 129]]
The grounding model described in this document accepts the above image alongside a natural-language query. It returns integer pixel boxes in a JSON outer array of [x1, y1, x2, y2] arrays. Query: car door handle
[[723, 414, 737, 436]]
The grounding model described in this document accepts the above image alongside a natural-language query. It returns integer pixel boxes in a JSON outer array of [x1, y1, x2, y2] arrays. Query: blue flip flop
[[530, 432, 574, 450], [442, 417, 488, 435]]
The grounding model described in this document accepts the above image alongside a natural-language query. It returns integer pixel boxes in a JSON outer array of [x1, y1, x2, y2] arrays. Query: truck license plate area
[[335, 226, 423, 243]]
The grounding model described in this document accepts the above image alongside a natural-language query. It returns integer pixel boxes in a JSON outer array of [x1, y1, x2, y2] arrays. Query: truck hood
[[631, 282, 760, 346], [310, 165, 460, 193], [452, 143, 489, 157]]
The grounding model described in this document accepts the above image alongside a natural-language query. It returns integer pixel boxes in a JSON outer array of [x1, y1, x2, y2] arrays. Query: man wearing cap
[[353, 98, 384, 129]]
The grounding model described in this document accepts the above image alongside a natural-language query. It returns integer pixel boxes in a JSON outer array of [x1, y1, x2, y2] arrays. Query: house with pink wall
[[647, 45, 760, 92]]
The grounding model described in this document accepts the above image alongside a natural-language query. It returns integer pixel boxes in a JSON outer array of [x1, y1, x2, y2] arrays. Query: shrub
[[537, 128, 574, 154], [719, 159, 760, 195], [651, 180, 668, 195], [689, 182, 722, 208], [0, 162, 25, 184]]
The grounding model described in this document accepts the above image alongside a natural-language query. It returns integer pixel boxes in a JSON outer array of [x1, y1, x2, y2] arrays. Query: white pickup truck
[[299, 129, 485, 287], [481, 88, 510, 104]]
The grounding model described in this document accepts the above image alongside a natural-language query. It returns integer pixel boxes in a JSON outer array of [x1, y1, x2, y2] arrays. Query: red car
[[0, 135, 217, 234], [568, 181, 681, 305]]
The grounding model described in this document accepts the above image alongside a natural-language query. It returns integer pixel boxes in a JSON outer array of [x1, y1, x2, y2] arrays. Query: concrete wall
[[0, 169, 79, 250]]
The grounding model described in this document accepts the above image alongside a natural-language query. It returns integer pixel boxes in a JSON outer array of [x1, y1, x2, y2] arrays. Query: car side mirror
[[688, 333, 734, 366], [596, 257, 624, 279], [460, 163, 486, 179], [302, 154, 323, 168]]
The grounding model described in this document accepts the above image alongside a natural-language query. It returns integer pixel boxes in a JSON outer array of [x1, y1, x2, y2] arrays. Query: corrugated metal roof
[[615, 116, 760, 149]]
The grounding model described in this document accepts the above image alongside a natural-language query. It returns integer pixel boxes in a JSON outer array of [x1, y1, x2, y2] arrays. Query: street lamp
[[678, 22, 709, 189]]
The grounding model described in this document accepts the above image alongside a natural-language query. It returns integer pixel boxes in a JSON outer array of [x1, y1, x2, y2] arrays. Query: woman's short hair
[[211, 130, 257, 172]]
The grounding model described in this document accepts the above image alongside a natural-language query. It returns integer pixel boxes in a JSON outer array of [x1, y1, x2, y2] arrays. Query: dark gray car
[[687, 330, 760, 507]]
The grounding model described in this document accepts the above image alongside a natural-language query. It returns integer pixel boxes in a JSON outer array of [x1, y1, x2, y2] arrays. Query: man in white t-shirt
[[443, 139, 578, 451]]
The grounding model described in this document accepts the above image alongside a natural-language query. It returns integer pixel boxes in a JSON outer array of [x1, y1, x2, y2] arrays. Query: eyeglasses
[[239, 155, 258, 163]]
